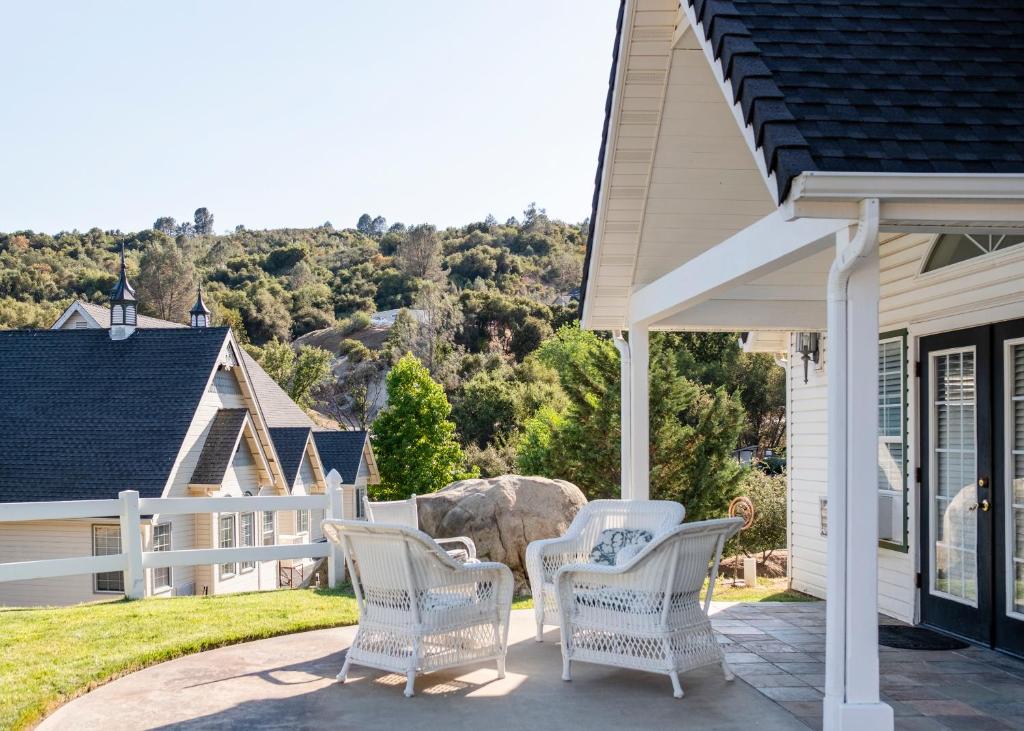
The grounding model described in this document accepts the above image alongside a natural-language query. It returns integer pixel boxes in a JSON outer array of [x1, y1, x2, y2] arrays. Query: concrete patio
[[38, 603, 1024, 731]]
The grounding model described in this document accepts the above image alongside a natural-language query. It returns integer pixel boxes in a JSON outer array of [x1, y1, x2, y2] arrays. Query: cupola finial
[[190, 283, 212, 328], [109, 242, 137, 340]]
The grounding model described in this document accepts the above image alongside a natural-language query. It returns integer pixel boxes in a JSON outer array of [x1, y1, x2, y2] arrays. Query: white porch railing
[[0, 488, 344, 598]]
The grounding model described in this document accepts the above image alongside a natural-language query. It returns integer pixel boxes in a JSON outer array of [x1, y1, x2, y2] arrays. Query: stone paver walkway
[[711, 602, 1024, 730]]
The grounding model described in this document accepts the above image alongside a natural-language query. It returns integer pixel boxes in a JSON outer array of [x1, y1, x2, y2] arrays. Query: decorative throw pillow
[[589, 528, 654, 566]]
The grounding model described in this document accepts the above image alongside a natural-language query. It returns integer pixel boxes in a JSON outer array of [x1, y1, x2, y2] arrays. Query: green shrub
[[732, 468, 787, 560]]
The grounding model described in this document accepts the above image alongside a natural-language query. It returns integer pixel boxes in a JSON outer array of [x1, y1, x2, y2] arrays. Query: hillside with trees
[[0, 205, 784, 518]]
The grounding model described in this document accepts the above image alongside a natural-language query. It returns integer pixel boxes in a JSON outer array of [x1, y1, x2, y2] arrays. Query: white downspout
[[823, 198, 892, 730], [612, 331, 632, 500]]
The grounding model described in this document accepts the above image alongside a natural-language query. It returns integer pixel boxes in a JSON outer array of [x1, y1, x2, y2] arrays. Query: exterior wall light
[[795, 331, 820, 384]]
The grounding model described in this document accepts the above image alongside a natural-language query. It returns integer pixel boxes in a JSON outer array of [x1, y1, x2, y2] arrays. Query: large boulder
[[416, 475, 586, 593]]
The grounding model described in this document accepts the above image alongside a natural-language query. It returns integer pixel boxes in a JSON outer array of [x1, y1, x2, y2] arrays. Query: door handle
[[979, 499, 991, 512]]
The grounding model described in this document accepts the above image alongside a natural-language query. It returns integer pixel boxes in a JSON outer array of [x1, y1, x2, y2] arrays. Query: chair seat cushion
[[589, 528, 654, 566]]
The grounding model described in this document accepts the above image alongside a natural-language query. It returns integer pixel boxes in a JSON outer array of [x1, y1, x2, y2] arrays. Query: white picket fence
[[0, 488, 344, 598]]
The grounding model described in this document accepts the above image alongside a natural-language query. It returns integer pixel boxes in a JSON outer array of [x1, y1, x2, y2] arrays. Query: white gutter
[[612, 330, 632, 500], [791, 171, 1024, 202], [823, 197, 879, 716]]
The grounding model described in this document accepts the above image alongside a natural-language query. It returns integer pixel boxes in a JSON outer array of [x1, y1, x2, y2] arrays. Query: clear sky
[[0, 1, 620, 234]]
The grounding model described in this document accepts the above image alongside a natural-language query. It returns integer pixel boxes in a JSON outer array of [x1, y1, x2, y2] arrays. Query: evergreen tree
[[517, 326, 746, 519], [372, 354, 475, 499]]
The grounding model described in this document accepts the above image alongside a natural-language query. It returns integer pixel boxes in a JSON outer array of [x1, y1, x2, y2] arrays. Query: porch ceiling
[[583, 0, 775, 331]]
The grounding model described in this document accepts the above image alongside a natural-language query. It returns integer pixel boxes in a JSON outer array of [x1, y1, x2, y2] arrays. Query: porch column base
[[823, 697, 894, 731]]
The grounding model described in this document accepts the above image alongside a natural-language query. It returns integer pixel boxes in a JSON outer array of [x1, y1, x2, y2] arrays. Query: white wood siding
[[788, 233, 1024, 623]]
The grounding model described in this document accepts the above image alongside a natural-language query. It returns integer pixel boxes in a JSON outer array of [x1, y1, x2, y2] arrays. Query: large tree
[[517, 326, 746, 519], [250, 339, 332, 408], [395, 223, 442, 281], [372, 354, 474, 499], [136, 237, 196, 322], [193, 207, 215, 235]]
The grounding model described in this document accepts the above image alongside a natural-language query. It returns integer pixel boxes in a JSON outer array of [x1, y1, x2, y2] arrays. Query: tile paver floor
[[711, 602, 1024, 730]]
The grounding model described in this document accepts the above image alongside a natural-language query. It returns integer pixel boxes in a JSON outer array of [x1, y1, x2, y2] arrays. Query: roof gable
[[189, 408, 250, 485], [269, 426, 313, 487], [0, 328, 229, 502], [312, 430, 368, 484]]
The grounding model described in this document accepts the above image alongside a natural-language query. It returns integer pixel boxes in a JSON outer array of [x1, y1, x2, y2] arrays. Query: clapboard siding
[[789, 233, 1024, 623], [0, 520, 119, 606]]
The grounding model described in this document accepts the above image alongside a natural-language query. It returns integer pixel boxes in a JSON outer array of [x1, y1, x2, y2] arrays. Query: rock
[[416, 475, 587, 594]]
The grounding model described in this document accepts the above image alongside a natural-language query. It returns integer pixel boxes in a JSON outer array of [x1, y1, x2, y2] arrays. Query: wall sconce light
[[795, 332, 820, 384]]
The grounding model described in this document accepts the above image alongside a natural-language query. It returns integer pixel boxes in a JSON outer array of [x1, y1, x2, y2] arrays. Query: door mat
[[878, 625, 969, 651]]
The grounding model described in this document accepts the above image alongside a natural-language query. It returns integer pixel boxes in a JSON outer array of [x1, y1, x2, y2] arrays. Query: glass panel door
[[930, 348, 978, 605], [919, 326, 992, 645], [995, 321, 1024, 657]]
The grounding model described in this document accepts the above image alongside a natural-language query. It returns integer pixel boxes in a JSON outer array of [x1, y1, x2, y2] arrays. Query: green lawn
[[0, 587, 360, 731], [706, 576, 816, 603], [0, 582, 807, 730]]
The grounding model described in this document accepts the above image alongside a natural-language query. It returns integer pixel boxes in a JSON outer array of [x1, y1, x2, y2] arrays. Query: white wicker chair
[[363, 494, 477, 562], [525, 499, 685, 641], [556, 517, 744, 698], [322, 519, 513, 698]]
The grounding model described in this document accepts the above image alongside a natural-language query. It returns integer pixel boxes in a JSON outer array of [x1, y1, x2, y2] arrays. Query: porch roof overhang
[[630, 174, 1024, 331], [580, 0, 1024, 333]]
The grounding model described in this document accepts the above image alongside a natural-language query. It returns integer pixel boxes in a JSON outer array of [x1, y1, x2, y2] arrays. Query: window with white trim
[[297, 509, 309, 534], [356, 487, 366, 519], [219, 514, 237, 578], [878, 333, 909, 550], [923, 234, 1024, 273], [93, 525, 124, 593], [152, 523, 172, 590], [262, 511, 275, 545], [240, 512, 255, 571]]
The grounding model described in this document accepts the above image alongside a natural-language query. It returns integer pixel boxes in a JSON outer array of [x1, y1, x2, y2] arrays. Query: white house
[[580, 2, 1024, 729], [0, 253, 377, 606]]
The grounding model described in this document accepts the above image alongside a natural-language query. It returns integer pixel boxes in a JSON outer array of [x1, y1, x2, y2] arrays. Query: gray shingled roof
[[55, 301, 314, 429], [690, 0, 1024, 200], [0, 328, 229, 502], [312, 431, 367, 484], [269, 427, 312, 487], [240, 351, 315, 428], [190, 409, 249, 485]]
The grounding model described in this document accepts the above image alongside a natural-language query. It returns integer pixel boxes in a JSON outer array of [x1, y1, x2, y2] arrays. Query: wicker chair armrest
[[436, 536, 477, 560]]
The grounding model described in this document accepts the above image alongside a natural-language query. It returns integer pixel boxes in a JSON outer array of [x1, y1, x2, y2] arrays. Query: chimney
[[109, 243, 137, 340]]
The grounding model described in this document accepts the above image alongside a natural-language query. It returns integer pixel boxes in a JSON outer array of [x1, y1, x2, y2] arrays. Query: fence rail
[[0, 489, 343, 596]]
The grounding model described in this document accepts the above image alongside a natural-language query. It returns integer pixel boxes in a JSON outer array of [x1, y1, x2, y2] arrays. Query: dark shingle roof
[[312, 431, 367, 484], [689, 0, 1024, 200], [269, 427, 312, 487], [0, 328, 229, 502], [190, 409, 249, 485]]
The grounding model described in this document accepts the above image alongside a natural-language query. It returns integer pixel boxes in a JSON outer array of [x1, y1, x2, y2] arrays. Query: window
[[923, 233, 1024, 273], [152, 523, 172, 590], [219, 514, 237, 579], [262, 511, 275, 545], [93, 525, 124, 593], [297, 509, 309, 534], [878, 332, 909, 550], [355, 488, 366, 519], [240, 513, 255, 571]]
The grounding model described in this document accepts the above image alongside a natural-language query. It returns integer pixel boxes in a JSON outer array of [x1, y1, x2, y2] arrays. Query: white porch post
[[612, 332, 633, 500], [823, 200, 893, 730], [627, 324, 649, 500]]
